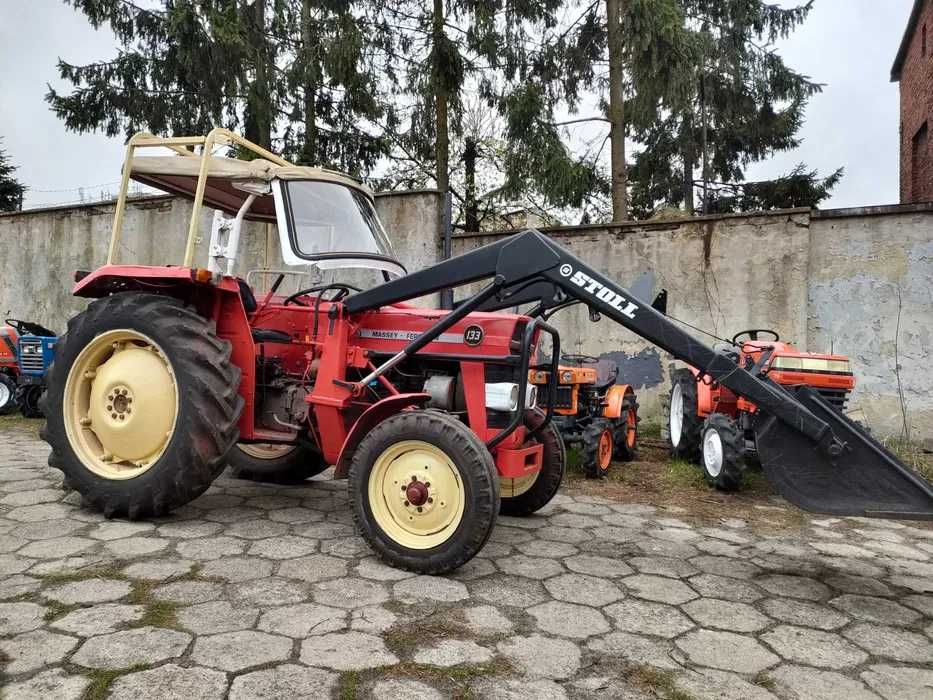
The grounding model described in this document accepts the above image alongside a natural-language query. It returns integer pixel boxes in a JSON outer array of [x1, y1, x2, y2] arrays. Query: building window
[[912, 121, 929, 200]]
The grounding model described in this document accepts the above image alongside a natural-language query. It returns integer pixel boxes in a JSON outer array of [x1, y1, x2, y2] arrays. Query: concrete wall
[[1, 193, 929, 443]]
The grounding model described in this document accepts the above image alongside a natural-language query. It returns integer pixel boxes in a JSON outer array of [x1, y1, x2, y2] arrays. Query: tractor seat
[[251, 328, 292, 344]]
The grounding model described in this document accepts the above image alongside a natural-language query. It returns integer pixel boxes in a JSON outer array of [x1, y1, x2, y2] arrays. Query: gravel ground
[[1, 424, 933, 699]]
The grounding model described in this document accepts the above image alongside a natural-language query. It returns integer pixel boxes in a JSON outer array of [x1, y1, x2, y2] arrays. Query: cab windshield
[[283, 180, 404, 276]]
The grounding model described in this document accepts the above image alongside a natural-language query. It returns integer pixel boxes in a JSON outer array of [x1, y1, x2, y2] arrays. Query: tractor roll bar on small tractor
[[42, 129, 933, 578]]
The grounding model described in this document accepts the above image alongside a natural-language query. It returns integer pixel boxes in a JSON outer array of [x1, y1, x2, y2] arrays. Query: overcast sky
[[0, 0, 915, 211]]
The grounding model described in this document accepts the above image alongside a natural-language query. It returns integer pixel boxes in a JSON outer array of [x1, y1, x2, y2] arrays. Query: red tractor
[[667, 329, 856, 491], [41, 130, 933, 574]]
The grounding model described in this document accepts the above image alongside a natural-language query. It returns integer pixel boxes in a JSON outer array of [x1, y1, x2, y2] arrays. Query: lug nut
[[427, 497, 433, 504], [417, 506, 423, 513], [403, 501, 409, 507], [107, 405, 113, 411]]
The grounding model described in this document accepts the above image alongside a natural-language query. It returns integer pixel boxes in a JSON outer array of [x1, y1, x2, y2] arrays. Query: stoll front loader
[[42, 130, 933, 574]]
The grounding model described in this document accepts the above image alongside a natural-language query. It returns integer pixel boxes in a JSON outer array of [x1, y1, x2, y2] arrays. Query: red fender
[[333, 393, 430, 479], [602, 384, 634, 419]]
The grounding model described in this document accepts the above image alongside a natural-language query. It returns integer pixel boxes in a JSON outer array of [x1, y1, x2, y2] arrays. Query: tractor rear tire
[[668, 369, 702, 462], [41, 292, 243, 519], [582, 418, 615, 478], [349, 409, 499, 574], [18, 385, 43, 418], [228, 443, 329, 484], [700, 413, 745, 492], [500, 409, 566, 517], [613, 387, 639, 462], [0, 374, 17, 415]]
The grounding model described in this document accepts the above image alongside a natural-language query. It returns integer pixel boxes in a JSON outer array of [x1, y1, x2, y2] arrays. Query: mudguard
[[602, 384, 632, 419], [755, 386, 933, 520]]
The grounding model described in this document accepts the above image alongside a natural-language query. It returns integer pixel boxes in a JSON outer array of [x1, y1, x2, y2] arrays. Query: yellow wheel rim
[[501, 472, 538, 498], [63, 329, 178, 480], [239, 443, 297, 460], [368, 440, 465, 550]]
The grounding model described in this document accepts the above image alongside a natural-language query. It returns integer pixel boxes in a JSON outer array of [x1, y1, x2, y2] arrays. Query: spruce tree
[[0, 141, 26, 212]]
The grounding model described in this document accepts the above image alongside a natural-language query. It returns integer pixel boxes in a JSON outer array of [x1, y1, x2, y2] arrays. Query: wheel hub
[[405, 477, 430, 507]]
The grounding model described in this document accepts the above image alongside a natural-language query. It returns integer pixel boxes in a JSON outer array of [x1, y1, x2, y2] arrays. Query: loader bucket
[[755, 386, 933, 520]]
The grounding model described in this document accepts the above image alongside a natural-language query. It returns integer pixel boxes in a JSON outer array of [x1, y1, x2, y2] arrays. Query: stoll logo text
[[558, 264, 638, 319]]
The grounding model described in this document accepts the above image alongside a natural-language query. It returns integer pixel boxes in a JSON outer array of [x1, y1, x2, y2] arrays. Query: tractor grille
[[18, 341, 44, 372], [553, 386, 574, 410], [816, 388, 849, 411]]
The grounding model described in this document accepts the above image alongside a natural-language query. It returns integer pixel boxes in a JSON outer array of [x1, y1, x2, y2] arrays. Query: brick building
[[892, 0, 933, 203]]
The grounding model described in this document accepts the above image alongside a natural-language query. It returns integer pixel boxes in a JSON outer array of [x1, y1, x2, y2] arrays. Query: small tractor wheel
[[668, 369, 703, 462], [613, 387, 639, 462], [500, 408, 566, 517], [18, 385, 44, 418], [700, 413, 745, 492], [348, 409, 499, 574], [228, 443, 329, 484], [0, 374, 17, 415], [41, 292, 243, 519], [581, 418, 615, 478]]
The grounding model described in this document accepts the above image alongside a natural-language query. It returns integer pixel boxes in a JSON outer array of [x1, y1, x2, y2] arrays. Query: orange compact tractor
[[41, 130, 933, 575], [668, 329, 856, 491], [530, 354, 638, 477]]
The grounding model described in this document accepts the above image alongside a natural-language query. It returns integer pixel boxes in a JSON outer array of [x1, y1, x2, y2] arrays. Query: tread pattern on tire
[[500, 408, 566, 516], [348, 409, 499, 574], [668, 369, 703, 463], [701, 413, 745, 492], [228, 444, 329, 484], [581, 418, 613, 478], [613, 389, 639, 462], [41, 292, 243, 518]]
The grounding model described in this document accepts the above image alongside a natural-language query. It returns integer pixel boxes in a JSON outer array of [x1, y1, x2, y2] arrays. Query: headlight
[[560, 370, 574, 383], [771, 356, 851, 373]]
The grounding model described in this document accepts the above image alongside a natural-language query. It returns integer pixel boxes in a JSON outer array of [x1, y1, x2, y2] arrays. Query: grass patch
[[43, 600, 83, 622], [383, 614, 465, 657], [753, 671, 778, 691], [36, 563, 126, 585], [639, 421, 663, 439], [664, 459, 707, 490], [622, 663, 696, 700], [384, 659, 512, 698], [0, 413, 41, 437], [337, 670, 361, 700], [82, 664, 149, 700], [885, 437, 933, 482], [137, 599, 180, 629]]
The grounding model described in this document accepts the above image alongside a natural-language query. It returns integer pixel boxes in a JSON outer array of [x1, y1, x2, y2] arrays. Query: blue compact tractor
[[1, 319, 57, 417]]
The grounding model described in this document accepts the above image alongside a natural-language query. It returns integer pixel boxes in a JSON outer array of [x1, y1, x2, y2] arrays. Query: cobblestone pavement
[[2, 426, 933, 699]]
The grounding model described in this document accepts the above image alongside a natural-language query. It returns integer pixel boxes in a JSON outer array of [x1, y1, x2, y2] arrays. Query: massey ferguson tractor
[[529, 354, 639, 477], [41, 129, 933, 574], [667, 330, 857, 492]]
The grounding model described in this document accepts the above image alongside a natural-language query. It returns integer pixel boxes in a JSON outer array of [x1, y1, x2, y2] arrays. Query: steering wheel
[[561, 353, 600, 365], [732, 329, 780, 345], [283, 284, 361, 307]]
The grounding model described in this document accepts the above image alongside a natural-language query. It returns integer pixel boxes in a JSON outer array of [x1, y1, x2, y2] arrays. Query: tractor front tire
[[18, 385, 43, 418], [700, 413, 745, 492], [613, 387, 639, 462], [582, 418, 615, 478], [0, 374, 17, 415], [349, 410, 499, 574], [500, 409, 566, 517], [228, 443, 329, 484], [668, 369, 703, 462], [41, 292, 243, 519]]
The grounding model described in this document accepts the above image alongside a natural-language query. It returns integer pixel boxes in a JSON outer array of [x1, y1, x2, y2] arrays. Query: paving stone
[[587, 630, 680, 670], [278, 553, 348, 582], [629, 555, 698, 579], [44, 578, 132, 605], [310, 577, 390, 608], [192, 630, 292, 671], [491, 526, 536, 545], [88, 520, 155, 540], [177, 600, 260, 634], [463, 604, 514, 636], [550, 512, 604, 529], [473, 575, 551, 608], [105, 536, 170, 557], [636, 537, 698, 559], [71, 626, 190, 669], [861, 663, 933, 700], [681, 597, 770, 632], [825, 573, 893, 596], [760, 597, 848, 630], [674, 668, 778, 700], [756, 573, 831, 601], [761, 625, 869, 669], [474, 678, 568, 699], [497, 634, 581, 679], [902, 593, 933, 617], [230, 577, 308, 606], [258, 602, 346, 637], [108, 664, 228, 700], [515, 540, 578, 558], [843, 623, 933, 663], [121, 558, 195, 581], [153, 580, 223, 604], [830, 594, 921, 625], [355, 556, 418, 581], [200, 556, 274, 582], [0, 573, 41, 599], [320, 535, 371, 558], [176, 535, 246, 560], [544, 573, 624, 606], [604, 598, 693, 638], [538, 525, 591, 544], [1, 668, 90, 700], [689, 573, 763, 603], [690, 555, 760, 579], [299, 522, 356, 539], [51, 603, 145, 636], [496, 554, 564, 579], [393, 574, 469, 602], [0, 601, 46, 635], [371, 679, 445, 700], [811, 542, 878, 559], [0, 488, 66, 506], [676, 629, 779, 674], [888, 575, 933, 593], [18, 536, 96, 559], [527, 600, 610, 638], [770, 664, 880, 700], [350, 605, 397, 634], [230, 664, 338, 700], [6, 502, 77, 522], [413, 638, 495, 666], [268, 507, 325, 524], [248, 535, 318, 559], [0, 629, 80, 673], [300, 631, 398, 670], [564, 553, 632, 578], [155, 519, 225, 539], [623, 573, 697, 605]]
